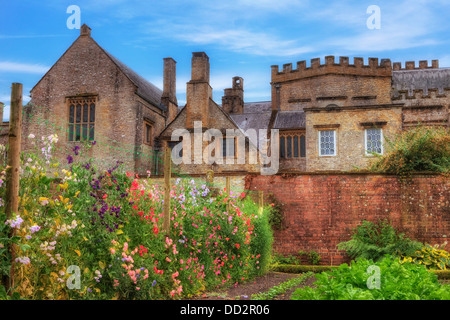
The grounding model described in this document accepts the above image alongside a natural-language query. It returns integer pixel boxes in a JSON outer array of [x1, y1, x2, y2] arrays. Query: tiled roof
[[103, 50, 165, 110], [273, 111, 306, 129], [392, 68, 450, 95], [228, 101, 272, 148]]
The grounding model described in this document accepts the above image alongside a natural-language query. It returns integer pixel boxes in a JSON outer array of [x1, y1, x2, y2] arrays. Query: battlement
[[271, 56, 392, 81], [392, 59, 439, 71]]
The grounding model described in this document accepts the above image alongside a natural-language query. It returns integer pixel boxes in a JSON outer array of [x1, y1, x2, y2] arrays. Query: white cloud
[[0, 61, 49, 74], [165, 27, 314, 57], [317, 0, 448, 53]]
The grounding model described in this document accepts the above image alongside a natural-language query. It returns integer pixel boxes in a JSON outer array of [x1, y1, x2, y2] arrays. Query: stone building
[[21, 24, 177, 173], [19, 24, 449, 175], [159, 52, 264, 175], [270, 56, 449, 172]]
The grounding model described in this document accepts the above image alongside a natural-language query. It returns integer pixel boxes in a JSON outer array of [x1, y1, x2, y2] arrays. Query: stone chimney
[[161, 57, 178, 123], [186, 52, 212, 128], [0, 102, 3, 125], [80, 24, 91, 37], [222, 76, 244, 114]]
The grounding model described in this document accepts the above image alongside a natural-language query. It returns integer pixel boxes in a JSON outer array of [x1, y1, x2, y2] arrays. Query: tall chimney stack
[[161, 57, 178, 123], [186, 52, 212, 128], [222, 76, 244, 114]]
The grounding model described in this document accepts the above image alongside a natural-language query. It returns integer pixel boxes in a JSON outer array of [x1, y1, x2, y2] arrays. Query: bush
[[291, 255, 450, 300], [337, 219, 422, 262], [401, 243, 450, 271], [298, 250, 321, 265], [367, 125, 450, 175], [0, 134, 273, 300], [272, 264, 336, 273]]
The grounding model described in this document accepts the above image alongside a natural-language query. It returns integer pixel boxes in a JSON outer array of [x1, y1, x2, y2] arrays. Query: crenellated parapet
[[271, 56, 392, 82], [392, 59, 439, 71]]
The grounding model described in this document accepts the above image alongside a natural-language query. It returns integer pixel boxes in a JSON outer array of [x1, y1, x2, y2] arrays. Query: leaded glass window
[[365, 128, 383, 155], [319, 130, 336, 156]]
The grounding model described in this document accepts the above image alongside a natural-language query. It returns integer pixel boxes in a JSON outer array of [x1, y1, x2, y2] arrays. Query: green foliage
[[298, 250, 321, 265], [0, 134, 274, 299], [251, 272, 313, 300], [272, 264, 336, 273], [271, 253, 300, 265], [0, 285, 22, 300], [367, 125, 450, 175], [291, 255, 450, 300], [265, 193, 284, 230], [337, 219, 422, 261], [242, 197, 274, 277], [401, 243, 450, 270]]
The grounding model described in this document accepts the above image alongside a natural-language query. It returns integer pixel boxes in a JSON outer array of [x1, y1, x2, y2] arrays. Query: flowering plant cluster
[[0, 134, 273, 299]]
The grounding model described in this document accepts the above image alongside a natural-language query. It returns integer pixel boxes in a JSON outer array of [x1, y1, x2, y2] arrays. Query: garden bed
[[191, 272, 315, 300]]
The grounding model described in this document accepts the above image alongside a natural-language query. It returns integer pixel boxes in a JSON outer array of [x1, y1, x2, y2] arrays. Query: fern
[[337, 219, 422, 261]]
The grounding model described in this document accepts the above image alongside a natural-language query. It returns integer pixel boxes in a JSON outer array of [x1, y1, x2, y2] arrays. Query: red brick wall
[[245, 173, 450, 265]]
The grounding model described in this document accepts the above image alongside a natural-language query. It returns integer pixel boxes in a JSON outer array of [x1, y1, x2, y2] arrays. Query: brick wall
[[245, 173, 450, 265]]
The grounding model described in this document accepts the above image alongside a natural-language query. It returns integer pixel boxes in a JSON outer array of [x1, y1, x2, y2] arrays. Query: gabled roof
[[31, 28, 164, 111], [102, 50, 164, 110]]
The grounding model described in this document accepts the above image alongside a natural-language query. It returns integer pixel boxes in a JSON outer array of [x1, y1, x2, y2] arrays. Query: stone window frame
[[364, 128, 383, 156], [143, 119, 154, 146], [279, 131, 306, 159], [67, 96, 96, 142], [314, 124, 340, 157], [360, 122, 387, 156]]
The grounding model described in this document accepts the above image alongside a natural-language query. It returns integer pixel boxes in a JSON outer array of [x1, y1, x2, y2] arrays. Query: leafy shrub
[[337, 219, 422, 261], [401, 243, 450, 270], [367, 125, 450, 175], [271, 253, 300, 265], [265, 193, 283, 230], [272, 265, 336, 273], [0, 134, 273, 300], [291, 255, 450, 300], [298, 250, 321, 265]]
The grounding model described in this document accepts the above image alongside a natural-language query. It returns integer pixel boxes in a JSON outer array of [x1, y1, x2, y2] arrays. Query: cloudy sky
[[1, 0, 449, 120]]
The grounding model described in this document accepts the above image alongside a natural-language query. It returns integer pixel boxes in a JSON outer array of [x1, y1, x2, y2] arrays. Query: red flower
[[235, 243, 240, 249], [153, 227, 159, 234]]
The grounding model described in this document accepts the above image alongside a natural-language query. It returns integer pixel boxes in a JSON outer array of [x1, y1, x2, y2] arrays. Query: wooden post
[[226, 176, 231, 212], [163, 145, 171, 234], [258, 190, 264, 215], [4, 83, 22, 294]]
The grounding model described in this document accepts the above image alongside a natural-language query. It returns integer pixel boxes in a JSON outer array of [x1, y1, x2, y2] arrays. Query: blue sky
[[1, 0, 449, 121]]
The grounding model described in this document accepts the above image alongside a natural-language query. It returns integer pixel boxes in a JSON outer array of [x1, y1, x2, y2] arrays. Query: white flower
[[28, 134, 35, 139]]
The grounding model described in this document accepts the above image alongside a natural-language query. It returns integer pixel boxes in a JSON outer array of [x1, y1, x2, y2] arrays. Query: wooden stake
[[163, 145, 171, 234], [4, 83, 22, 294], [226, 176, 231, 212], [258, 190, 264, 215]]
